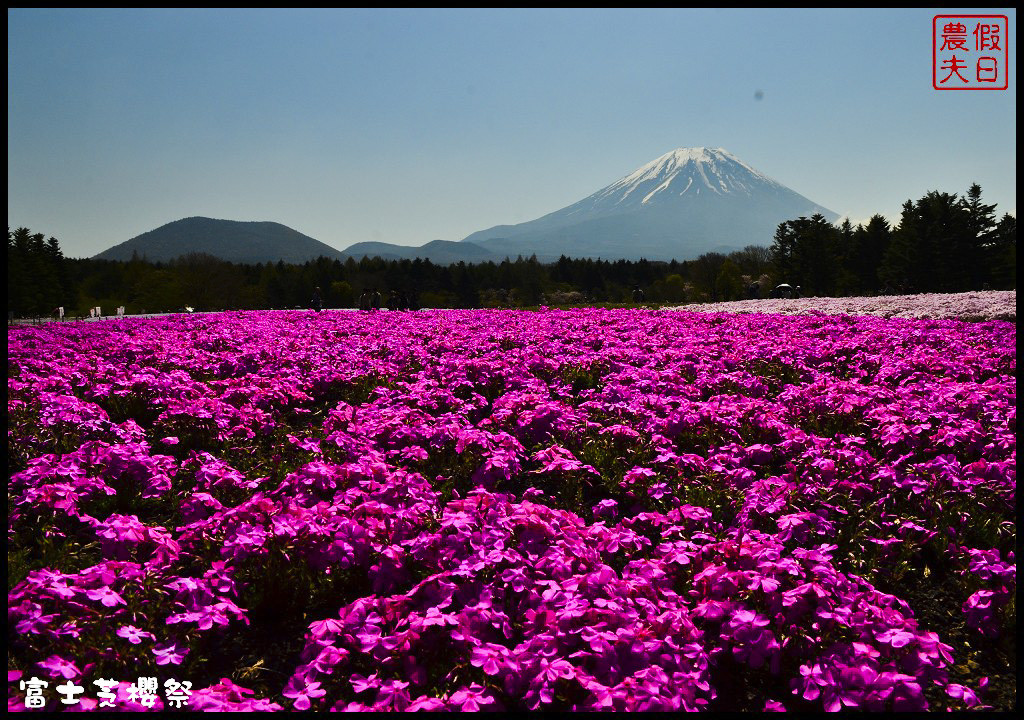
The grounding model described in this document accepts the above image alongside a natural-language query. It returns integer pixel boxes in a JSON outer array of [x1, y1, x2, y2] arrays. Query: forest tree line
[[7, 184, 1015, 317]]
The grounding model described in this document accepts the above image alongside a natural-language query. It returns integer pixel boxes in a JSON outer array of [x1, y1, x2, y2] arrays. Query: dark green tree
[[834, 218, 859, 295], [962, 183, 999, 288], [769, 214, 840, 296], [882, 192, 972, 292], [690, 252, 727, 301], [714, 258, 745, 301], [988, 213, 1016, 289], [851, 215, 892, 293], [7, 227, 71, 315]]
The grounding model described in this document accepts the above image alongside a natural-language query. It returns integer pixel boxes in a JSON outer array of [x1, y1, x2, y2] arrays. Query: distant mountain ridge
[[95, 148, 839, 265], [460, 147, 838, 261], [339, 239, 498, 265], [94, 217, 345, 264], [340, 147, 838, 263]]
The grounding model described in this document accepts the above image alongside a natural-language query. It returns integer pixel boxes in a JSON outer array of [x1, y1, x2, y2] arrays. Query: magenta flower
[[470, 643, 509, 676], [373, 679, 411, 711], [450, 684, 496, 711], [947, 684, 981, 707], [85, 586, 127, 607], [407, 696, 447, 711], [283, 678, 326, 710], [152, 642, 188, 666], [37, 655, 81, 679], [116, 625, 155, 644], [350, 673, 380, 694], [7, 305, 1016, 714]]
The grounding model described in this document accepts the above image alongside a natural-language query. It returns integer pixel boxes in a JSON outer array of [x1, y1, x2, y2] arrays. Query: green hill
[[94, 217, 345, 264]]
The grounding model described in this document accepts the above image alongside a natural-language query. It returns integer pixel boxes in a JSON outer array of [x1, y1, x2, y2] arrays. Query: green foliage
[[770, 213, 840, 295], [10, 188, 1014, 319], [850, 215, 892, 293], [650, 273, 688, 303], [988, 213, 1016, 289], [714, 258, 745, 301], [765, 184, 1013, 297], [879, 186, 1008, 293], [688, 252, 727, 302], [8, 227, 74, 316]]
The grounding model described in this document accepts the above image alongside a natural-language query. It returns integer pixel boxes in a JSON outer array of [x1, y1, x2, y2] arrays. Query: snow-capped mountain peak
[[587, 147, 784, 209], [459, 145, 838, 261]]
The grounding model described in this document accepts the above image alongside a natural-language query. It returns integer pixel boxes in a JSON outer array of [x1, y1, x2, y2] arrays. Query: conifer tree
[[962, 183, 998, 287]]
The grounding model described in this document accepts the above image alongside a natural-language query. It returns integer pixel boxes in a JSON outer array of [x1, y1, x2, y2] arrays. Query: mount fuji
[[97, 149, 835, 265], [458, 147, 839, 261]]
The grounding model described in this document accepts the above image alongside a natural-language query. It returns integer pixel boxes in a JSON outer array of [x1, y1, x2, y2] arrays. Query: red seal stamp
[[934, 15, 1009, 90]]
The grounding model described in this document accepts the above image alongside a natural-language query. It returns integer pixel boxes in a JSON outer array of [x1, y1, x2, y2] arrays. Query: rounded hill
[[94, 217, 345, 264]]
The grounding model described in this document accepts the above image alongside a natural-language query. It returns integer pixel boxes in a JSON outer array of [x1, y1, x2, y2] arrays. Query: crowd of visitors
[[355, 288, 419, 312]]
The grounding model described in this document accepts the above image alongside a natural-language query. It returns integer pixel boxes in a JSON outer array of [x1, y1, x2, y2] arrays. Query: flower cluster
[[8, 306, 1015, 711], [678, 289, 1016, 322]]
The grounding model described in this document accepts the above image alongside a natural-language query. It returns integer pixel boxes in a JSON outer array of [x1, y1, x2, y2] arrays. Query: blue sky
[[7, 8, 1017, 258]]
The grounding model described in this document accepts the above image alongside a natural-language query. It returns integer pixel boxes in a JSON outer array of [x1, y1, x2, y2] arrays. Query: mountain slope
[[462, 147, 838, 261], [94, 217, 345, 264], [341, 239, 499, 264]]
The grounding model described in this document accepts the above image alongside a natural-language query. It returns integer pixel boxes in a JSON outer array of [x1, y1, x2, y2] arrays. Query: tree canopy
[[7, 184, 1014, 317]]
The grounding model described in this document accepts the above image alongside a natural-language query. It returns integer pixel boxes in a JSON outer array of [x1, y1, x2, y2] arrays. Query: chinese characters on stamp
[[934, 15, 1009, 90]]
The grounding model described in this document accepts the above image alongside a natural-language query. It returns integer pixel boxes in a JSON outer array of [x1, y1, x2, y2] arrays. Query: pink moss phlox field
[[7, 308, 1016, 711], [678, 289, 1016, 322]]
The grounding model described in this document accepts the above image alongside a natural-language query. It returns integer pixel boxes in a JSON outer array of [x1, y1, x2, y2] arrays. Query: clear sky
[[8, 8, 1017, 258]]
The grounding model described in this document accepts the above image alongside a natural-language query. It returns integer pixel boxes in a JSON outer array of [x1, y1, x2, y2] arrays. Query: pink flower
[[152, 642, 188, 666], [116, 625, 155, 644], [85, 586, 126, 608], [283, 678, 326, 711], [38, 655, 81, 679]]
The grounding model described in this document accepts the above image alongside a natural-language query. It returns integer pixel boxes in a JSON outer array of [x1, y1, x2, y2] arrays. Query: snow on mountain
[[529, 146, 827, 222], [587, 147, 782, 207], [460, 147, 838, 261]]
